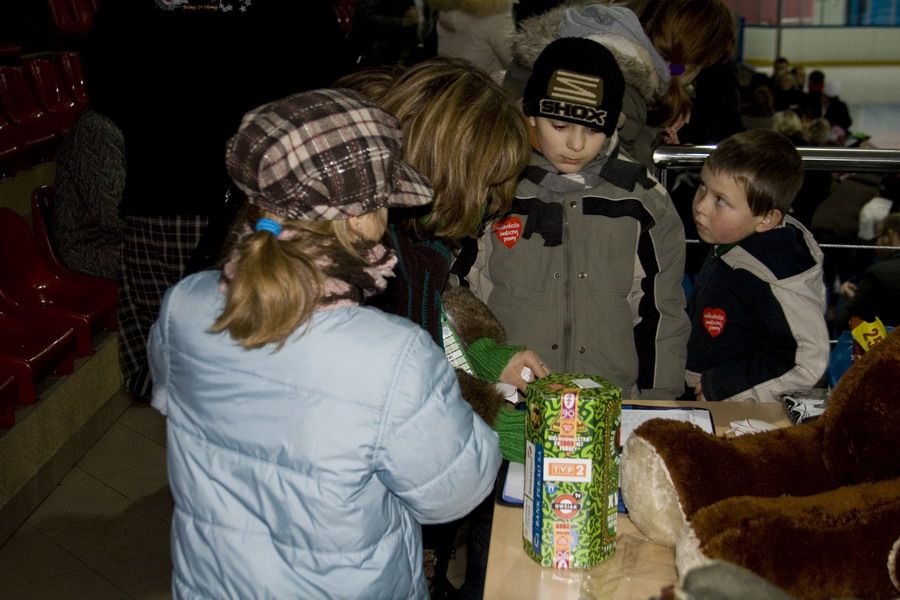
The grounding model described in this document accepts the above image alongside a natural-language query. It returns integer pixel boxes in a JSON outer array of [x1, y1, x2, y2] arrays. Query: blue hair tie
[[669, 63, 686, 76], [255, 218, 282, 236]]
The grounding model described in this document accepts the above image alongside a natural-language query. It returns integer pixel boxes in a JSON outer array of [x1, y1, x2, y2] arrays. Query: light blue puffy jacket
[[149, 271, 501, 599]]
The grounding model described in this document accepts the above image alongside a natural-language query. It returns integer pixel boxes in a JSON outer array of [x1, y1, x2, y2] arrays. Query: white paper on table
[[501, 461, 525, 504], [619, 405, 715, 445], [727, 418, 778, 436]]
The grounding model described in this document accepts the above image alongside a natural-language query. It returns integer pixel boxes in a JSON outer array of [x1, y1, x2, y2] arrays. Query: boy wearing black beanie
[[473, 37, 690, 400]]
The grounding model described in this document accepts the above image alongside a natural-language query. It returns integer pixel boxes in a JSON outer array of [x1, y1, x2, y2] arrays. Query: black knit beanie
[[522, 37, 625, 136]]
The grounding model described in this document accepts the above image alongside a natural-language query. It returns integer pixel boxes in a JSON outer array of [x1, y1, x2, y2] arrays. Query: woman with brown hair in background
[[502, 0, 737, 169]]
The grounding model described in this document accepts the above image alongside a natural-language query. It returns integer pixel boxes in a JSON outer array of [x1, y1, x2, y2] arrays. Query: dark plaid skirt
[[118, 215, 208, 399]]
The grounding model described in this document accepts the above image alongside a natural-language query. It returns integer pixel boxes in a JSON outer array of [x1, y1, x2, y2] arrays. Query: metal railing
[[653, 144, 900, 253], [653, 144, 900, 341], [652, 145, 900, 186]]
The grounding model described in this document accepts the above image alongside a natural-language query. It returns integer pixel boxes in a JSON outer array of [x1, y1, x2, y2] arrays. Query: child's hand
[[501, 350, 550, 392], [693, 382, 706, 402]]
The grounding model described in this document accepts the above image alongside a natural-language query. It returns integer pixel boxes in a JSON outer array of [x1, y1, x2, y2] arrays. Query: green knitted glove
[[465, 337, 524, 383], [493, 405, 526, 463]]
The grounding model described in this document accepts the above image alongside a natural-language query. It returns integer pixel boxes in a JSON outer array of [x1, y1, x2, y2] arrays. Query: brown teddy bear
[[441, 286, 507, 425], [620, 328, 900, 599]]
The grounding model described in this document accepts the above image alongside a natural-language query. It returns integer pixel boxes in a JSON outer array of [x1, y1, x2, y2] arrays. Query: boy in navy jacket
[[687, 129, 829, 402]]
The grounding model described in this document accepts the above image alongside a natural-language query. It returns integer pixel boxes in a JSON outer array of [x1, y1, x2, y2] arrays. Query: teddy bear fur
[[441, 286, 508, 426], [676, 478, 900, 598], [620, 328, 900, 599]]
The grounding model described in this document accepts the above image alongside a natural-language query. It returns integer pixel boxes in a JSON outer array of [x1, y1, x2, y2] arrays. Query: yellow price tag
[[850, 317, 888, 353]]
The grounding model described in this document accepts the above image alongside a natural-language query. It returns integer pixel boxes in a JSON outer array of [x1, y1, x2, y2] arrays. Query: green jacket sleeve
[[465, 337, 524, 383]]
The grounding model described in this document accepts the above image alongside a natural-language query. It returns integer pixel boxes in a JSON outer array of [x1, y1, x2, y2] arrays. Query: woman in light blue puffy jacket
[[148, 89, 501, 599]]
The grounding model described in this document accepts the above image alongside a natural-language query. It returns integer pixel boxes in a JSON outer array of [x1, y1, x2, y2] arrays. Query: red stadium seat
[[23, 56, 81, 128], [0, 114, 21, 176], [0, 292, 91, 358], [333, 0, 358, 35], [31, 185, 120, 289], [16, 199, 120, 313], [0, 207, 117, 357], [0, 66, 62, 154], [0, 311, 77, 406], [47, 0, 86, 36], [55, 51, 89, 108], [70, 0, 96, 33], [31, 184, 69, 277]]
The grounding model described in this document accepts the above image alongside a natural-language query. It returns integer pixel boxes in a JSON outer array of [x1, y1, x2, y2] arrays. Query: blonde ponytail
[[211, 209, 369, 349]]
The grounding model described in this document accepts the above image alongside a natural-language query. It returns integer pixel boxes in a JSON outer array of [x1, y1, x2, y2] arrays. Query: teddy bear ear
[[620, 431, 688, 545], [822, 328, 900, 484], [620, 419, 730, 546]]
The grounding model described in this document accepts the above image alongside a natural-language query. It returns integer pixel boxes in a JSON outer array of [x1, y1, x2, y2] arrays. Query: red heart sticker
[[702, 307, 727, 337], [493, 216, 522, 249]]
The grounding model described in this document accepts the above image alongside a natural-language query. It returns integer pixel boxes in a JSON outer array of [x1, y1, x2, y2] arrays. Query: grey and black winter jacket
[[472, 136, 689, 399]]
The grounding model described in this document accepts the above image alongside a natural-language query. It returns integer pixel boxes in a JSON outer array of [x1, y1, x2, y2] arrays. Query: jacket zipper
[[562, 196, 572, 370]]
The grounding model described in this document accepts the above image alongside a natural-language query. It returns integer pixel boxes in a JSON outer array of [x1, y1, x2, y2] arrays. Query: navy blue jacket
[[686, 218, 829, 402]]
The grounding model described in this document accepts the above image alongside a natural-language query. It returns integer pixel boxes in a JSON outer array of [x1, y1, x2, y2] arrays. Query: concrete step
[[0, 332, 128, 545]]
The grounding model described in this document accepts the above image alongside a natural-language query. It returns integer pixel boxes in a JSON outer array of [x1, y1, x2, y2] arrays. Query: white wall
[[742, 28, 900, 104], [743, 27, 900, 66], [813, 0, 846, 24]]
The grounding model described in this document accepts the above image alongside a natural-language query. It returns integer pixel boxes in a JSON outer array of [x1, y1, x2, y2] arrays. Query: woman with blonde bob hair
[[148, 88, 502, 600], [381, 57, 529, 240], [372, 58, 536, 348], [364, 58, 547, 598]]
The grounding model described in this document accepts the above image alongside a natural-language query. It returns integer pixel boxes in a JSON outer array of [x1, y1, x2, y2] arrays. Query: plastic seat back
[[0, 310, 78, 405], [0, 207, 53, 299], [30, 185, 120, 296], [333, 0, 358, 35], [0, 66, 66, 146], [0, 206, 117, 349], [24, 57, 77, 117], [0, 66, 46, 126], [0, 113, 19, 162], [47, 0, 83, 35], [30, 185, 65, 273], [70, 0, 96, 33], [56, 51, 89, 107]]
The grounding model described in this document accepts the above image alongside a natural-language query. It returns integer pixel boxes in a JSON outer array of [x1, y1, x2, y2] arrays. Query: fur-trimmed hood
[[508, 3, 668, 104]]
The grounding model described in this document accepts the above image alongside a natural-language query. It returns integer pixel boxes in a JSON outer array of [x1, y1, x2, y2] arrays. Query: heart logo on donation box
[[703, 308, 727, 337], [494, 216, 522, 249]]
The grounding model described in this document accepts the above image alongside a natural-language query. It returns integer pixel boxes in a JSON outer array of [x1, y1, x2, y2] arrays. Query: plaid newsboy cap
[[225, 88, 433, 221]]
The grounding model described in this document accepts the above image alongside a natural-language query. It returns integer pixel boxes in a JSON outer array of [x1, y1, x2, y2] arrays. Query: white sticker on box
[[523, 495, 533, 544], [572, 378, 602, 389], [543, 457, 592, 482]]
